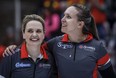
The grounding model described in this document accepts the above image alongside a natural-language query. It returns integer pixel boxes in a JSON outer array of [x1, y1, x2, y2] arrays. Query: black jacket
[[46, 34, 116, 78], [0, 42, 58, 78]]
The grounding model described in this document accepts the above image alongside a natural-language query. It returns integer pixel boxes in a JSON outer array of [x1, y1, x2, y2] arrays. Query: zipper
[[28, 57, 40, 78], [33, 62, 36, 78], [33, 59, 39, 78], [73, 43, 76, 61]]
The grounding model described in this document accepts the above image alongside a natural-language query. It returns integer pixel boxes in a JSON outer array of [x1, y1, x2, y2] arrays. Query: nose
[[32, 31, 37, 36], [61, 16, 65, 23]]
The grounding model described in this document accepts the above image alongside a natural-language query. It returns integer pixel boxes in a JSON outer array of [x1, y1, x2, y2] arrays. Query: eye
[[27, 29, 33, 33], [66, 15, 71, 19], [36, 29, 42, 33]]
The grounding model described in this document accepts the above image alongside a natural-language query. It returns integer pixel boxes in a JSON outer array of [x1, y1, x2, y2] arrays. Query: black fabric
[[46, 35, 113, 78], [0, 46, 58, 78], [99, 65, 116, 78]]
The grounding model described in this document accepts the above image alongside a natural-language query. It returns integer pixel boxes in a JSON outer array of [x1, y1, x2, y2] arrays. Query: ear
[[78, 21, 85, 28]]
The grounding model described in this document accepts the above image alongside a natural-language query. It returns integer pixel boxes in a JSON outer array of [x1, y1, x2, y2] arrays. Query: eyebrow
[[64, 13, 70, 16], [27, 28, 42, 30]]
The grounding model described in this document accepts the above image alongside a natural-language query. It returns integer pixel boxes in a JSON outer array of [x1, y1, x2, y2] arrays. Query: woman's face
[[61, 6, 81, 34], [23, 20, 45, 46]]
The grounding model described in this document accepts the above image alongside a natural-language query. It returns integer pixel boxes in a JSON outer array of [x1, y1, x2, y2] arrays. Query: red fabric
[[40, 45, 48, 59], [84, 33, 93, 42], [0, 45, 6, 59], [21, 42, 29, 59], [91, 0, 106, 23], [93, 65, 98, 78], [61, 34, 69, 42], [21, 42, 48, 59], [97, 53, 110, 65]]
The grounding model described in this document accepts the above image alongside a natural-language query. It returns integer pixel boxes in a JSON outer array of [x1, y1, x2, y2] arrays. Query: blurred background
[[0, 0, 116, 73]]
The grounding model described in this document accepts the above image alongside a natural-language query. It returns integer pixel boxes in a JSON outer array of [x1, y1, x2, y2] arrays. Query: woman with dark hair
[[2, 4, 116, 78], [45, 4, 115, 78]]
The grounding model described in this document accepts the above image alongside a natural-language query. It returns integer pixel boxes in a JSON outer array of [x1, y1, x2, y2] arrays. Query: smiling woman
[[0, 14, 58, 78], [2, 4, 116, 78], [23, 20, 44, 47], [46, 4, 116, 78]]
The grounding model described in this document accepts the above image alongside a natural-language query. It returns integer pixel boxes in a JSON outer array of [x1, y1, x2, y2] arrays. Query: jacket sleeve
[[0, 55, 12, 78], [43, 37, 56, 54], [99, 65, 116, 78], [96, 42, 116, 78]]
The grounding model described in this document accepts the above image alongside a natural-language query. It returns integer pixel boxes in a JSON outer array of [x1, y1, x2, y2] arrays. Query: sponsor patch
[[39, 63, 51, 68], [79, 45, 95, 52], [57, 42, 73, 49], [15, 62, 31, 68]]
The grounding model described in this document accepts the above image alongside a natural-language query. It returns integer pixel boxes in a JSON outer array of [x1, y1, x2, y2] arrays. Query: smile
[[30, 38, 39, 41]]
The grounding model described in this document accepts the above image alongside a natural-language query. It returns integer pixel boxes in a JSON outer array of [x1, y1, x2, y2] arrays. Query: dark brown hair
[[72, 4, 99, 40]]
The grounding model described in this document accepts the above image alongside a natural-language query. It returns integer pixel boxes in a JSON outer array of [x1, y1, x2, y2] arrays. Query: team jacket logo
[[15, 62, 31, 68], [39, 63, 51, 68], [79, 45, 95, 51], [57, 42, 73, 49]]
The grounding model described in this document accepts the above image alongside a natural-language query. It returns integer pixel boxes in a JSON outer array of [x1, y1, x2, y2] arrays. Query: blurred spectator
[[90, 0, 107, 40], [4, 26, 15, 46], [105, 0, 116, 73], [105, 0, 116, 30], [104, 0, 116, 43], [44, 7, 60, 40], [0, 26, 15, 59]]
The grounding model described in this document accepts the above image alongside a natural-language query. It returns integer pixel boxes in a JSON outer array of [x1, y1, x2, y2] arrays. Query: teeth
[[30, 39, 39, 41], [32, 39, 37, 40]]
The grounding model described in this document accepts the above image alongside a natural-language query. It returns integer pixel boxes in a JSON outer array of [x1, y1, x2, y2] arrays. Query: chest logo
[[39, 63, 51, 68], [57, 42, 73, 49], [79, 45, 95, 52], [15, 62, 31, 68]]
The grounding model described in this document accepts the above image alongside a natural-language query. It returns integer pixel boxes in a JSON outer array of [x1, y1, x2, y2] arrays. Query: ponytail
[[89, 16, 99, 40], [73, 4, 100, 40]]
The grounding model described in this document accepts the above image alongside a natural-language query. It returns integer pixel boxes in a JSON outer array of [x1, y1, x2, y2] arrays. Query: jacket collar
[[21, 42, 48, 59]]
